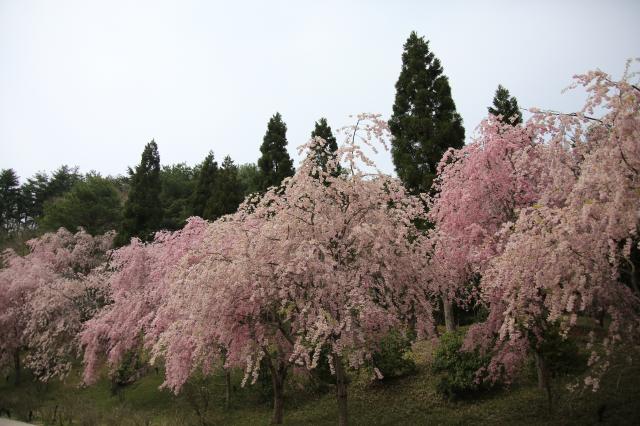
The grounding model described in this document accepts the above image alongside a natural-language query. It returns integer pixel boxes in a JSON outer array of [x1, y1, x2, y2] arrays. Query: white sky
[[1, 0, 638, 181]]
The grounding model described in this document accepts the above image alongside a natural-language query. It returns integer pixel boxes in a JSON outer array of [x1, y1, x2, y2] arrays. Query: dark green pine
[[0, 168, 21, 232], [310, 117, 340, 176], [488, 84, 523, 125], [116, 140, 162, 245], [389, 31, 465, 195], [203, 155, 244, 219], [257, 113, 295, 191], [190, 151, 218, 219]]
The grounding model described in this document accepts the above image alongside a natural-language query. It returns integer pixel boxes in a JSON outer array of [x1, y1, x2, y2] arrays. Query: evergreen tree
[[39, 174, 123, 235], [0, 169, 21, 232], [190, 152, 218, 219], [46, 165, 81, 200], [203, 156, 244, 219], [238, 163, 261, 196], [20, 172, 50, 229], [488, 84, 523, 125], [310, 117, 340, 176], [389, 31, 465, 195], [257, 113, 294, 191], [116, 140, 162, 245], [160, 163, 197, 230]]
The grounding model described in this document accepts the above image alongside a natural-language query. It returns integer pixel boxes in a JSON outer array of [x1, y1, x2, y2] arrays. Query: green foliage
[[310, 118, 340, 176], [256, 360, 275, 403], [46, 165, 82, 200], [110, 350, 148, 398], [160, 163, 197, 230], [488, 84, 523, 125], [39, 173, 123, 235], [533, 329, 588, 378], [372, 330, 417, 380], [203, 156, 244, 220], [0, 168, 21, 232], [309, 345, 338, 386], [1, 337, 639, 425], [257, 113, 294, 191], [20, 172, 51, 228], [117, 140, 162, 245], [180, 374, 219, 425], [191, 152, 219, 219], [432, 331, 492, 399], [389, 31, 465, 195], [237, 163, 261, 196]]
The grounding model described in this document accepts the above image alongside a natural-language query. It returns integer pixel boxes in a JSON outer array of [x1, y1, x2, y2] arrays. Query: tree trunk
[[271, 373, 284, 424], [334, 356, 349, 426], [224, 369, 231, 410], [267, 357, 287, 425], [13, 349, 20, 386], [630, 259, 639, 296], [598, 310, 606, 328], [534, 350, 552, 410], [443, 297, 456, 332]]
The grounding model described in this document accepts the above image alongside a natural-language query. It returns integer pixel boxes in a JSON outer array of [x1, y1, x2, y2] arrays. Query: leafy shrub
[[531, 328, 588, 379], [371, 330, 417, 380], [431, 331, 492, 399], [111, 349, 148, 398]]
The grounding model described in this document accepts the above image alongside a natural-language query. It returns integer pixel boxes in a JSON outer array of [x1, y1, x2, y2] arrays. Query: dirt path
[[0, 419, 35, 426]]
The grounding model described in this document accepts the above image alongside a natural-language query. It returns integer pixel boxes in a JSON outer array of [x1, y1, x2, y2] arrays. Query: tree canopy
[[389, 31, 465, 195]]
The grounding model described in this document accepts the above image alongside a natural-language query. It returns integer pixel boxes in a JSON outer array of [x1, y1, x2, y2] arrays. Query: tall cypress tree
[[310, 117, 339, 176], [191, 151, 218, 219], [203, 156, 244, 219], [257, 113, 294, 191], [0, 169, 21, 232], [117, 140, 162, 245], [389, 31, 465, 196], [488, 85, 522, 125]]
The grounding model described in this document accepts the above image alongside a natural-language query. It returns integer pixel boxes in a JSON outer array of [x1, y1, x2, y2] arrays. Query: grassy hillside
[[1, 333, 639, 425]]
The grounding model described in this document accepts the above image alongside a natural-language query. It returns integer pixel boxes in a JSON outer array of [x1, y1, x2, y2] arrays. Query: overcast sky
[[1, 0, 638, 181]]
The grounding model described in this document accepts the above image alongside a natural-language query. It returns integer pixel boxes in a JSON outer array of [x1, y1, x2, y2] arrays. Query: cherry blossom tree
[[0, 228, 113, 383], [441, 62, 640, 401], [79, 217, 208, 385], [426, 114, 567, 332], [151, 115, 436, 425]]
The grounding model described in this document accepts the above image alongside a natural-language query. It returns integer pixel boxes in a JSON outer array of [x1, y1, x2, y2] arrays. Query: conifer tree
[[488, 84, 523, 125], [190, 152, 218, 219], [257, 113, 294, 191], [160, 164, 197, 231], [238, 163, 261, 196], [310, 117, 339, 176], [116, 140, 162, 245], [39, 174, 123, 235], [203, 156, 244, 219], [0, 169, 21, 232], [46, 165, 81, 200], [20, 172, 50, 228], [389, 31, 465, 195]]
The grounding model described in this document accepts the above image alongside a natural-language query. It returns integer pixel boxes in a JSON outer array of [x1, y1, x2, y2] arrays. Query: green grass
[[1, 334, 639, 425]]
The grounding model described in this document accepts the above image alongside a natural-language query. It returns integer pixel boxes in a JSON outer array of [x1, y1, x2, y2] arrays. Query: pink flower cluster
[[430, 61, 640, 387]]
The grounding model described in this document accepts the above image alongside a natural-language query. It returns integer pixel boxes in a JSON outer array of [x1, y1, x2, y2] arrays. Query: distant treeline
[[0, 115, 339, 248]]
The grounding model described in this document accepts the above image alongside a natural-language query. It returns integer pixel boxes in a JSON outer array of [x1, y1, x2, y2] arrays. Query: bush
[[371, 330, 417, 380], [111, 349, 148, 398], [431, 331, 492, 400], [531, 328, 588, 379]]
